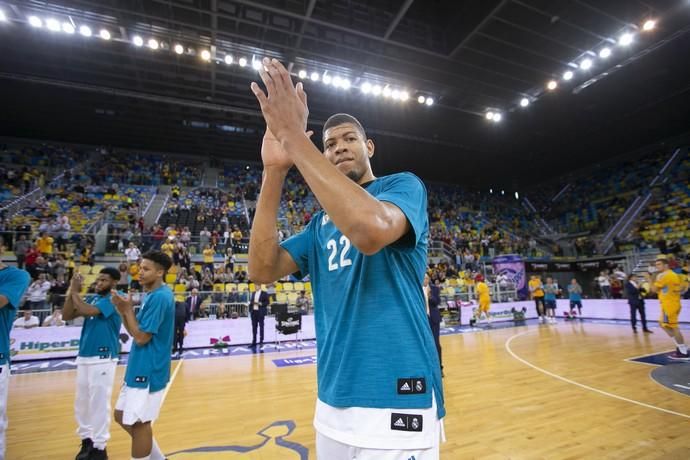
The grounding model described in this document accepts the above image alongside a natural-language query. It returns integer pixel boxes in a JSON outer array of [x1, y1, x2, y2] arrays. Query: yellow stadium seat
[[274, 283, 283, 293], [293, 282, 304, 292], [249, 282, 256, 292], [305, 281, 311, 292], [225, 283, 237, 292], [282, 282, 294, 291], [213, 283, 225, 292], [174, 284, 187, 293], [78, 265, 92, 275], [287, 292, 298, 304], [237, 283, 249, 292], [165, 273, 177, 284]]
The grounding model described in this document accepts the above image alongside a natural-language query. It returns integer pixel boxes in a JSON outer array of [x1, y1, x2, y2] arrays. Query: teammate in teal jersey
[[111, 251, 174, 460], [0, 238, 31, 459], [63, 267, 123, 460], [249, 59, 445, 459]]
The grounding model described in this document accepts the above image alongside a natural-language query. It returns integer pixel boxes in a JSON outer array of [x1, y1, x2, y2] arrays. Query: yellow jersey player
[[647, 255, 688, 360], [528, 275, 546, 323], [475, 275, 491, 325]]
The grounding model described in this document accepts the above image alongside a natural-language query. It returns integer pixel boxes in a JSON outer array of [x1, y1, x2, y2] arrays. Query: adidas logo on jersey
[[391, 413, 423, 432], [399, 382, 411, 392], [398, 377, 426, 394]]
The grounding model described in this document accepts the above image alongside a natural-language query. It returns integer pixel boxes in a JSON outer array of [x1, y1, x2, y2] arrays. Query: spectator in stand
[[57, 216, 71, 252], [25, 274, 51, 310], [13, 310, 39, 329], [597, 271, 611, 299], [50, 273, 68, 309], [231, 226, 243, 250], [160, 237, 175, 259], [200, 269, 213, 293], [129, 260, 141, 291], [13, 234, 30, 269], [224, 247, 235, 274], [202, 245, 215, 273], [36, 231, 54, 257], [296, 290, 312, 314], [199, 227, 211, 250], [125, 242, 141, 265], [117, 263, 130, 292], [611, 278, 623, 299], [42, 308, 65, 327]]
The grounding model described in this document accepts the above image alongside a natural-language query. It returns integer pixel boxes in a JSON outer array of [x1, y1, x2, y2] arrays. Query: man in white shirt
[[25, 274, 51, 310], [597, 271, 611, 299], [124, 243, 141, 264], [13, 310, 39, 329], [42, 308, 64, 327]]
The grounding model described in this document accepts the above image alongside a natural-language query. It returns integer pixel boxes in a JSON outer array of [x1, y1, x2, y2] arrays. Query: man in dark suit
[[625, 274, 652, 333], [173, 300, 188, 358], [185, 288, 204, 321], [249, 284, 270, 347]]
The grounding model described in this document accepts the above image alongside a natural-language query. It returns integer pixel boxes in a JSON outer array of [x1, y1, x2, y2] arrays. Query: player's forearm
[[62, 290, 76, 320], [248, 168, 286, 282], [281, 133, 394, 254], [121, 309, 150, 346]]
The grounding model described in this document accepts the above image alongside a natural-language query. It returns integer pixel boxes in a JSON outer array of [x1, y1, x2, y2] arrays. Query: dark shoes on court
[[88, 448, 108, 460], [76, 438, 93, 460], [668, 350, 690, 361]]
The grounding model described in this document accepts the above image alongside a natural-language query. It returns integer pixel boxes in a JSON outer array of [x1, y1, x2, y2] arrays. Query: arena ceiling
[[1, 0, 689, 188]]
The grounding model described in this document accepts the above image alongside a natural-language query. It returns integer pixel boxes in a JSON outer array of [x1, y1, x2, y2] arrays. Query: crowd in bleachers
[[530, 150, 669, 234]]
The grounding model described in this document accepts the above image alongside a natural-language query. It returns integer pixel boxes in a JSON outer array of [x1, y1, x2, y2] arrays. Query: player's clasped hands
[[110, 290, 134, 314], [250, 58, 309, 142]]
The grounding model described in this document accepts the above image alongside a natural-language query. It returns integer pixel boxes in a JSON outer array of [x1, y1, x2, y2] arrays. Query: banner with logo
[[492, 254, 528, 300], [10, 315, 316, 362]]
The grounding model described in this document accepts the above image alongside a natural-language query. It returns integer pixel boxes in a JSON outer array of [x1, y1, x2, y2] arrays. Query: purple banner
[[493, 254, 527, 299]]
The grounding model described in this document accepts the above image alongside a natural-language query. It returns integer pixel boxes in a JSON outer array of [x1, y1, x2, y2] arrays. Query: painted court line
[[504, 328, 690, 420], [154, 358, 183, 427]]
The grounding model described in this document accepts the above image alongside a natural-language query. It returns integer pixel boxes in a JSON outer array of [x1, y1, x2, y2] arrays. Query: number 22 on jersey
[[326, 235, 353, 272]]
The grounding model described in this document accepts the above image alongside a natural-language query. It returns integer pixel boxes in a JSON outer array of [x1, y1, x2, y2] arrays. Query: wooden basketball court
[[7, 321, 690, 459]]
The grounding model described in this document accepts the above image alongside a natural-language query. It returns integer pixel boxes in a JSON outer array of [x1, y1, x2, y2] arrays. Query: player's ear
[[366, 139, 375, 159]]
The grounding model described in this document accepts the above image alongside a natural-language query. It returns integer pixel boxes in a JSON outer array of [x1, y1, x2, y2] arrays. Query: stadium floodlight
[[174, 44, 184, 55], [425, 97, 434, 106], [298, 69, 307, 79], [618, 33, 634, 46], [132, 35, 144, 47], [252, 59, 262, 70], [547, 80, 558, 90], [579, 58, 593, 70], [391, 89, 400, 100], [341, 79, 351, 90], [224, 54, 233, 64], [400, 90, 409, 101], [493, 113, 502, 122], [309, 71, 319, 81], [79, 25, 92, 37], [0, 10, 6, 22], [332, 76, 342, 88], [46, 18, 60, 32], [515, 192, 519, 200], [643, 20, 656, 31], [417, 95, 426, 104], [28, 16, 43, 28], [148, 38, 159, 50], [486, 111, 495, 120], [62, 22, 75, 34], [382, 86, 392, 98], [520, 97, 529, 107], [599, 47, 611, 59], [99, 29, 111, 40], [361, 82, 372, 94], [322, 73, 332, 85], [200, 49, 211, 61], [372, 85, 382, 96], [239, 57, 248, 67], [563, 70, 574, 81]]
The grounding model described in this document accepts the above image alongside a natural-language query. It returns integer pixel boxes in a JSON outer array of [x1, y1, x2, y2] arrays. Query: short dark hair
[[142, 251, 173, 272], [100, 267, 121, 281], [323, 113, 366, 140]]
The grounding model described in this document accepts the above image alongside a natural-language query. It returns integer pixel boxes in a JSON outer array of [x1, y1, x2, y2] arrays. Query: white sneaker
[[538, 316, 544, 324], [550, 318, 557, 324]]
